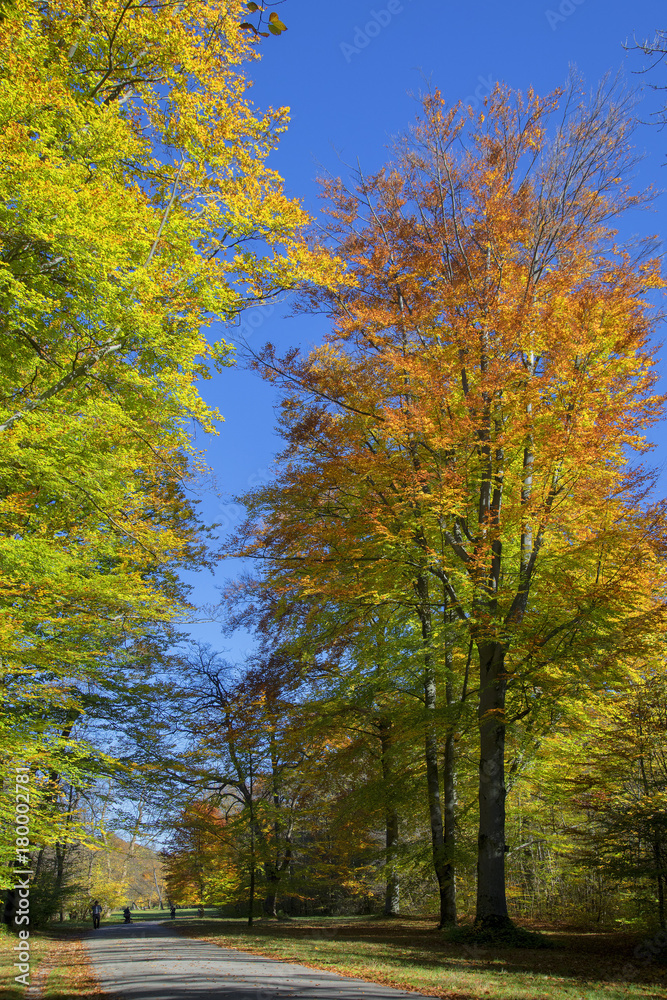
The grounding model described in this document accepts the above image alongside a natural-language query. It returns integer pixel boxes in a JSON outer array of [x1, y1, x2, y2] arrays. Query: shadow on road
[[85, 920, 424, 1000]]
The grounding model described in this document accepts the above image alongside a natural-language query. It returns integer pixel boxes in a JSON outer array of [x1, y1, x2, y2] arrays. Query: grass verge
[[174, 915, 667, 1000], [0, 927, 102, 999], [0, 928, 50, 1000], [41, 934, 104, 999]]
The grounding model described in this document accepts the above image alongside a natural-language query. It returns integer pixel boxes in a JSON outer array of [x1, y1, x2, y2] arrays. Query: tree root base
[[442, 919, 552, 949]]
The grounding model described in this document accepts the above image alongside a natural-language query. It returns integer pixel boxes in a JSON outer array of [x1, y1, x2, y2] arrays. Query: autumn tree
[[539, 665, 667, 928], [0, 0, 337, 897], [0, 442, 205, 897], [0, 0, 322, 436], [632, 28, 667, 136], [237, 79, 667, 929], [169, 646, 310, 919], [314, 647, 457, 918], [216, 575, 442, 916], [162, 801, 247, 909]]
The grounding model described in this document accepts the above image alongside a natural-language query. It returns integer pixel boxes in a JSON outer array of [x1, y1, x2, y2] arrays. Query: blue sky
[[181, 0, 667, 653]]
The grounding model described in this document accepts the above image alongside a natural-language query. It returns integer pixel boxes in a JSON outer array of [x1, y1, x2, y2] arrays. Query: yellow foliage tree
[[0, 0, 335, 890]]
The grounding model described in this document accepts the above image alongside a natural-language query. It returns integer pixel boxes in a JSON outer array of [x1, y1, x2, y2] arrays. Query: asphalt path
[[84, 920, 428, 1000]]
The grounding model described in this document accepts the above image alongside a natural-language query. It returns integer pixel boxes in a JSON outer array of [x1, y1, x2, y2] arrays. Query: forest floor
[[170, 913, 667, 1000]]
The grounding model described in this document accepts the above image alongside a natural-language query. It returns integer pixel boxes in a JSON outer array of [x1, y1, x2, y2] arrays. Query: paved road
[[84, 921, 427, 1000]]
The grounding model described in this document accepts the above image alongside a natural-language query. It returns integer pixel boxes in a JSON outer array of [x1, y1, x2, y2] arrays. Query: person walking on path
[[92, 900, 102, 930]]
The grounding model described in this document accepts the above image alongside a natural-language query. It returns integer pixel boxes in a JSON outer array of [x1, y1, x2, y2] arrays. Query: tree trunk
[[441, 727, 457, 925], [33, 846, 45, 880], [263, 874, 279, 918], [152, 867, 163, 909], [440, 606, 458, 926], [379, 716, 399, 916], [475, 640, 510, 927], [384, 807, 400, 916], [653, 835, 665, 929], [55, 841, 66, 917], [248, 792, 256, 926], [416, 572, 453, 929], [57, 843, 65, 922], [248, 857, 256, 926]]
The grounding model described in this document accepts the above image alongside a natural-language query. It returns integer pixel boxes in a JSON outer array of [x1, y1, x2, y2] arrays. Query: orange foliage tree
[[162, 801, 242, 907], [237, 80, 667, 927]]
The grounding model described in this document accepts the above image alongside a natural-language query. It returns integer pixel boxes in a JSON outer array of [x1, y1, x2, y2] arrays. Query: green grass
[[0, 926, 59, 1000], [0, 921, 106, 999], [173, 914, 667, 1000], [41, 935, 103, 999]]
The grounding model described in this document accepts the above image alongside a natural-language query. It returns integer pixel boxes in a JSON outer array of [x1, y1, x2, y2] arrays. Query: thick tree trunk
[[379, 716, 399, 916], [475, 640, 510, 927]]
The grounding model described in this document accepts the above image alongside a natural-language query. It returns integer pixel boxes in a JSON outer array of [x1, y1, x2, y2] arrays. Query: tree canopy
[[234, 80, 667, 927], [0, 0, 333, 897]]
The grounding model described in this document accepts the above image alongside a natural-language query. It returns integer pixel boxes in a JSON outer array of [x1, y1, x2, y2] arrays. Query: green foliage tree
[[527, 667, 667, 928]]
